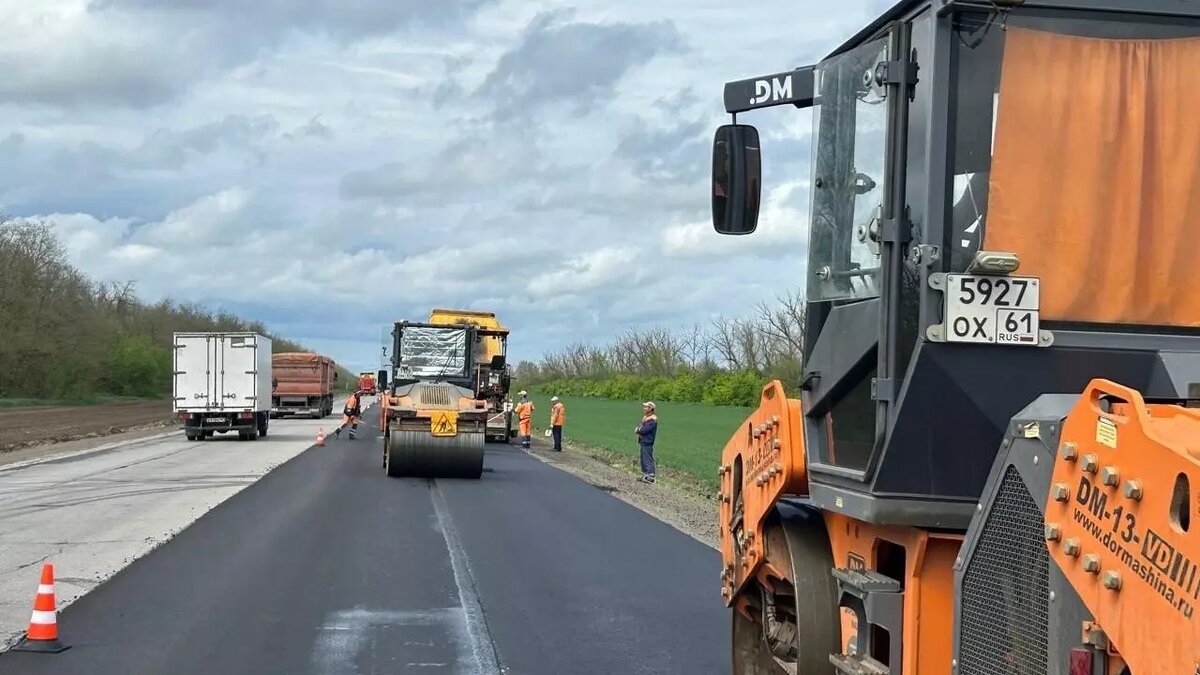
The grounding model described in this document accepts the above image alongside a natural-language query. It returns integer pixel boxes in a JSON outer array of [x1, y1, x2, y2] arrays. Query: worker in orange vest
[[514, 391, 534, 449], [335, 390, 363, 440], [549, 396, 565, 451]]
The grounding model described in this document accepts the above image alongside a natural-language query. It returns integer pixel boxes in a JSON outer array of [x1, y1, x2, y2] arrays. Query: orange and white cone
[[13, 562, 69, 653], [316, 428, 325, 447]]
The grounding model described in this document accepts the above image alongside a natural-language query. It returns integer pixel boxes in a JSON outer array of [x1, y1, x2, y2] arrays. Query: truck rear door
[[220, 335, 260, 410], [175, 335, 215, 411]]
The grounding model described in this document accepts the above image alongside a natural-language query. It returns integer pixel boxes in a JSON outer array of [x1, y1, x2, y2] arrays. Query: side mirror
[[711, 124, 761, 235]]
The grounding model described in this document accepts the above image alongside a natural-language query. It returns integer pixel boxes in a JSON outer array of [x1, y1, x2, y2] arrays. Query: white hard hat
[[518, 390, 528, 396], [643, 401, 655, 409], [551, 396, 559, 401]]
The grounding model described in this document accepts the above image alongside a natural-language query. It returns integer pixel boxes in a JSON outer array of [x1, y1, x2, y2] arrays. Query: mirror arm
[[722, 65, 816, 114]]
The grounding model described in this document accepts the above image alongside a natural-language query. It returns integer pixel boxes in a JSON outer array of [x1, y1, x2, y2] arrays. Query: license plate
[[944, 274, 1040, 346], [206, 417, 225, 424]]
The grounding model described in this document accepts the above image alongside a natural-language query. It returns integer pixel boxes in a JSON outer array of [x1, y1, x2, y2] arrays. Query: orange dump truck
[[270, 352, 337, 419], [358, 371, 378, 394]]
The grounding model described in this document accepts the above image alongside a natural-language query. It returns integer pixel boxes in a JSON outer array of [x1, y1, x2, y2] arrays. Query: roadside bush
[[105, 335, 172, 398], [528, 369, 784, 408]]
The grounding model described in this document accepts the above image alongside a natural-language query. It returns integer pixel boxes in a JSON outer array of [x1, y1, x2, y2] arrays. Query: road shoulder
[[0, 424, 176, 470]]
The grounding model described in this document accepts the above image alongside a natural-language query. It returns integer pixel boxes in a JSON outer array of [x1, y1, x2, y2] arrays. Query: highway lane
[[0, 408, 728, 674], [0, 397, 363, 651]]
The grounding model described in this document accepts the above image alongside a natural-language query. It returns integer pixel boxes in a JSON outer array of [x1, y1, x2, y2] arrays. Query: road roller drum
[[384, 429, 485, 479]]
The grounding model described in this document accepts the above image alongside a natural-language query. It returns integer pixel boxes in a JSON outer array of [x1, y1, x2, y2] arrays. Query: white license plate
[[944, 274, 1040, 345], [206, 417, 225, 424]]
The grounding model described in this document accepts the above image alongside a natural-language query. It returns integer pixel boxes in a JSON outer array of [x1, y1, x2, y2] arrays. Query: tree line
[[0, 218, 355, 400], [514, 289, 807, 407]]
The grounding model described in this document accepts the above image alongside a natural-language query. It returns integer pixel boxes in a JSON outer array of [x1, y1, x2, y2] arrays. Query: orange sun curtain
[[982, 26, 1200, 327]]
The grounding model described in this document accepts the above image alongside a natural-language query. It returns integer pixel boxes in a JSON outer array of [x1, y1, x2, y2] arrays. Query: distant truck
[[358, 371, 378, 394], [271, 352, 337, 419], [173, 332, 272, 441]]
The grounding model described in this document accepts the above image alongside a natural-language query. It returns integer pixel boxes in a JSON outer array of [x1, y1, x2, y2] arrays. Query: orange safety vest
[[516, 401, 533, 421], [550, 402, 565, 426]]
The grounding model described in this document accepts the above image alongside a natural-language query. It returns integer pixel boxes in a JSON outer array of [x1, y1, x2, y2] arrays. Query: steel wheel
[[731, 508, 839, 675], [733, 598, 792, 675]]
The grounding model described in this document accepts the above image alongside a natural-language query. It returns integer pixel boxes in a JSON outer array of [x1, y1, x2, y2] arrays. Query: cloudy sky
[[1, 0, 895, 373]]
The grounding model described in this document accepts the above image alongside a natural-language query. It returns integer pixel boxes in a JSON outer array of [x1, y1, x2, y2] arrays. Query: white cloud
[[140, 187, 252, 246], [527, 246, 644, 299], [662, 179, 811, 259], [4, 0, 895, 373]]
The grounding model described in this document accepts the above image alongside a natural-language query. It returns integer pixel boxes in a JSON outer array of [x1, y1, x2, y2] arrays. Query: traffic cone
[[316, 428, 325, 446], [12, 562, 69, 653]]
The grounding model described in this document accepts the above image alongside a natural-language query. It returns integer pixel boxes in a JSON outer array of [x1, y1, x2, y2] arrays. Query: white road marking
[[430, 480, 502, 675], [310, 608, 474, 674]]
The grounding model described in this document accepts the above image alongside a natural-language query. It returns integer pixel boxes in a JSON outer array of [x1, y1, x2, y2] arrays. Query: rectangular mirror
[[712, 124, 761, 235]]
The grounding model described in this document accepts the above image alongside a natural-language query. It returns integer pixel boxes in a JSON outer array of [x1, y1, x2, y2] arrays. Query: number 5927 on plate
[[944, 274, 1040, 346]]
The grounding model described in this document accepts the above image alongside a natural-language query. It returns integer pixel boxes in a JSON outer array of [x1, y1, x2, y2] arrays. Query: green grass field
[[525, 393, 754, 490]]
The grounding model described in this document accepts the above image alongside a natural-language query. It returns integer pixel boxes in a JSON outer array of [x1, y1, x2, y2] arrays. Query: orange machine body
[[379, 388, 488, 432], [1045, 380, 1200, 673], [720, 377, 1200, 674], [719, 381, 963, 674]]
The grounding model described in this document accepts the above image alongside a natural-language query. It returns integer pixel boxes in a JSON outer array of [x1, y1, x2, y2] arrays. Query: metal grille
[[418, 385, 453, 407], [959, 465, 1050, 675]]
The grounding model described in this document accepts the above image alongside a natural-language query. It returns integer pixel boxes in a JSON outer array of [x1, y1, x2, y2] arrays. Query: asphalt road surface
[[0, 397, 362, 648], [0, 409, 727, 674]]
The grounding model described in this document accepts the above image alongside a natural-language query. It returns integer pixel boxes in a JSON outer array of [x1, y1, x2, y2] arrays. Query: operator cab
[[390, 322, 475, 391], [713, 0, 1200, 528]]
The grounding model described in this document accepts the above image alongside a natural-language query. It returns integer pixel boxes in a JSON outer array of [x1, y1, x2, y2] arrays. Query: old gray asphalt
[[0, 411, 728, 674]]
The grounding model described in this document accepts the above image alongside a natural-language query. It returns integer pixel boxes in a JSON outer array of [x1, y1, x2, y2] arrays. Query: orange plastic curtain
[[983, 27, 1200, 327]]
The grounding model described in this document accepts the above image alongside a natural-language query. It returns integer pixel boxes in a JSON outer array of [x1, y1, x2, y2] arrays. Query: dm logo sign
[[751, 75, 793, 105]]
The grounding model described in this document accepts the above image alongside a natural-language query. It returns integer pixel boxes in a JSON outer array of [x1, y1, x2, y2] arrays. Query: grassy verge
[[524, 393, 752, 491], [0, 395, 165, 409]]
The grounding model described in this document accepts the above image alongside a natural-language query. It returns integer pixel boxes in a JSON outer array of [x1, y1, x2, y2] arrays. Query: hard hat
[[643, 401, 655, 409], [551, 396, 559, 402], [518, 390, 528, 396]]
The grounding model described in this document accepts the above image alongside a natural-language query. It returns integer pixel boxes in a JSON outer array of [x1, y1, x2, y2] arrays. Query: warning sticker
[[431, 411, 458, 437], [1096, 416, 1117, 448]]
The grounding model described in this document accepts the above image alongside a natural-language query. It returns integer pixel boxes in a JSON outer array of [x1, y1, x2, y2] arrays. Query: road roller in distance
[[710, 1, 1200, 673], [379, 319, 492, 479], [427, 308, 514, 442]]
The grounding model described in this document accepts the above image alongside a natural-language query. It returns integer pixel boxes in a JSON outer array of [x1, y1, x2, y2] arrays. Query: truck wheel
[[259, 415, 269, 438], [185, 431, 199, 441]]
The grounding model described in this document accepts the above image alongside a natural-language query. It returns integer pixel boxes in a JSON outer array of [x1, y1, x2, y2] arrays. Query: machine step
[[831, 567, 902, 674], [831, 568, 902, 594], [829, 653, 890, 675]]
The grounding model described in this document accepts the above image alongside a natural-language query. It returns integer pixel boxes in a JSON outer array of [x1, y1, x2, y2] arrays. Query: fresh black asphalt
[[0, 409, 728, 674]]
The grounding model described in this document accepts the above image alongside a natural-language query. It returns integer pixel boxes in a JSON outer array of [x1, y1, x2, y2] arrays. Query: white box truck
[[173, 331, 273, 441]]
